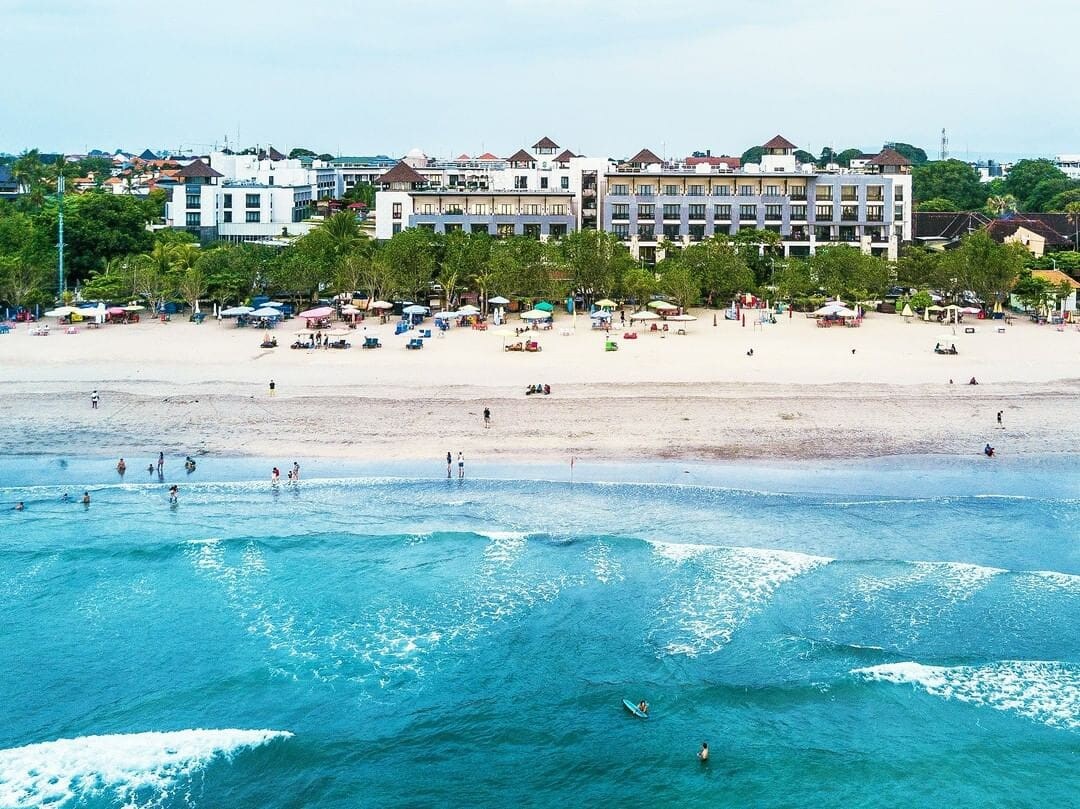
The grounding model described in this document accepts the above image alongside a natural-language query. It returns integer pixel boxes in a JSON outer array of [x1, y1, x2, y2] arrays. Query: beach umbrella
[[487, 295, 510, 305], [298, 306, 333, 319], [123, 304, 145, 312], [369, 301, 393, 310], [961, 306, 981, 314], [647, 300, 677, 310], [340, 304, 360, 314], [107, 306, 127, 316], [594, 298, 618, 309], [249, 307, 282, 317], [434, 311, 459, 319], [220, 306, 254, 317], [403, 304, 428, 315], [520, 309, 551, 320], [901, 303, 914, 318], [813, 303, 854, 317], [590, 310, 612, 319], [535, 301, 554, 312], [263, 301, 286, 307], [44, 306, 82, 317], [629, 310, 659, 321], [457, 304, 480, 315], [667, 314, 698, 322]]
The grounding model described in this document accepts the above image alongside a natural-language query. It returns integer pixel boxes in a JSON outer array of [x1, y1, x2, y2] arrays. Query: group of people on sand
[[271, 462, 301, 483], [525, 383, 552, 396]]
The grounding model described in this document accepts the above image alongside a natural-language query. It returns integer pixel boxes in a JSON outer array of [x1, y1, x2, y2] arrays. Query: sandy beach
[[1, 310, 1077, 462]]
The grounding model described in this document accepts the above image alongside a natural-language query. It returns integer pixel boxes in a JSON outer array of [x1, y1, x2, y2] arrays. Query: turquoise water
[[1, 457, 1078, 808]]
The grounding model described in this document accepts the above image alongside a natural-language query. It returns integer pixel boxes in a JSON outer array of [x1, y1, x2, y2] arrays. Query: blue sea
[[1, 456, 1078, 808]]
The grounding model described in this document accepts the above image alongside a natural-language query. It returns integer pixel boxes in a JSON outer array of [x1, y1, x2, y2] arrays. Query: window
[[474, 204, 486, 215], [714, 184, 731, 196], [223, 194, 232, 208], [393, 223, 402, 235], [689, 224, 705, 240], [186, 194, 200, 208], [612, 204, 630, 219], [392, 203, 402, 220], [867, 185, 884, 201], [663, 224, 680, 239], [268, 175, 274, 185], [841, 205, 859, 221], [637, 184, 654, 197], [715, 204, 731, 219], [612, 184, 629, 195], [839, 226, 857, 241], [551, 204, 565, 215], [246, 211, 261, 223], [524, 204, 540, 215], [549, 224, 567, 238], [523, 224, 541, 239], [688, 204, 706, 220], [765, 185, 780, 196], [866, 206, 884, 222], [894, 185, 904, 200], [689, 184, 704, 196], [540, 177, 548, 189], [246, 194, 260, 208], [894, 204, 904, 220], [497, 224, 514, 238], [815, 205, 833, 219], [739, 185, 755, 196], [662, 204, 681, 219], [790, 205, 807, 219], [223, 211, 232, 223], [612, 223, 630, 238], [471, 223, 490, 234], [840, 185, 858, 201], [765, 205, 782, 220], [499, 204, 512, 215], [815, 186, 834, 201], [514, 175, 528, 190], [814, 225, 831, 240], [663, 184, 679, 196], [789, 186, 807, 200], [423, 204, 433, 214], [561, 176, 569, 190], [637, 225, 654, 239], [185, 212, 200, 227], [637, 204, 654, 218], [739, 204, 757, 219]]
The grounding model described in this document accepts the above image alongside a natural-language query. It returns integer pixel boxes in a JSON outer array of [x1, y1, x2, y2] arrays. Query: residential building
[[603, 136, 913, 263], [912, 211, 990, 250], [0, 165, 19, 199], [913, 212, 1079, 255], [1054, 154, 1080, 181]]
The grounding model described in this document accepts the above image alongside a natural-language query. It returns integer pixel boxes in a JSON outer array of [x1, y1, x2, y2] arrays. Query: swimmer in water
[[168, 485, 179, 504], [698, 742, 709, 762], [81, 491, 91, 505], [637, 700, 648, 715]]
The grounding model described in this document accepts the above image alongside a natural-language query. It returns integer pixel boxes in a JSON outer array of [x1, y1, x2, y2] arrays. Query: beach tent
[[458, 304, 480, 314], [813, 304, 856, 318], [520, 309, 551, 321], [629, 310, 659, 321], [923, 304, 944, 322], [402, 304, 428, 315], [434, 310, 458, 319], [647, 300, 677, 311], [298, 306, 334, 319], [221, 306, 254, 317], [942, 304, 962, 324], [249, 307, 282, 318]]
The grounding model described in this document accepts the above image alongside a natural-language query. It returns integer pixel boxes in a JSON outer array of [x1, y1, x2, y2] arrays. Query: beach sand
[[1, 311, 1077, 462]]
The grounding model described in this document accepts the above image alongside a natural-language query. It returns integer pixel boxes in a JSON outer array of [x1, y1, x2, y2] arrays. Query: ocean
[[1, 456, 1077, 808]]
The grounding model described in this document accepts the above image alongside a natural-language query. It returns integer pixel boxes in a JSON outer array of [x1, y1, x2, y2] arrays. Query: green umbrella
[[535, 301, 554, 312]]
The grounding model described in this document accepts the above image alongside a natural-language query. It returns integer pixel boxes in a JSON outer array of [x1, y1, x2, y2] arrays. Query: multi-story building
[[373, 137, 611, 239], [164, 150, 335, 243], [1054, 154, 1080, 181], [603, 136, 912, 263]]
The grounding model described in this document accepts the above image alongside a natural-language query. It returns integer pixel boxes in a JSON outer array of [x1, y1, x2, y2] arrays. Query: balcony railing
[[840, 194, 858, 202], [637, 229, 655, 239], [789, 191, 807, 200], [636, 191, 655, 197], [866, 192, 884, 201], [688, 212, 706, 221], [611, 211, 629, 220]]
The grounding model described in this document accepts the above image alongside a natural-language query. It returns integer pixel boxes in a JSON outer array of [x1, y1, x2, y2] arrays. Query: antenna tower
[[940, 128, 949, 160]]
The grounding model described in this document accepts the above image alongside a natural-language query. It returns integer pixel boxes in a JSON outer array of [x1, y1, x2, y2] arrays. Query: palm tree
[[986, 194, 1018, 216], [320, 210, 367, 258]]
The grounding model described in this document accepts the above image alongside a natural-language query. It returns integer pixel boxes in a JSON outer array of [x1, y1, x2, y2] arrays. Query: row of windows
[[611, 204, 898, 221], [414, 203, 567, 216], [514, 175, 572, 190], [609, 183, 902, 200], [609, 223, 900, 241]]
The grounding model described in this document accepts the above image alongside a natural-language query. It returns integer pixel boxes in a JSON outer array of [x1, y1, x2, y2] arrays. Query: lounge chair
[[605, 341, 618, 351], [525, 341, 541, 352], [363, 337, 382, 349], [406, 337, 423, 350]]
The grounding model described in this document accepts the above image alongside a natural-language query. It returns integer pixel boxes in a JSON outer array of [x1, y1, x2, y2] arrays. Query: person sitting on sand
[[698, 742, 708, 762], [637, 700, 648, 715], [984, 444, 995, 458], [747, 348, 754, 356]]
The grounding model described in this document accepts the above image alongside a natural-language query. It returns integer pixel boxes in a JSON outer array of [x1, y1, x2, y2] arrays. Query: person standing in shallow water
[[91, 390, 99, 410], [698, 742, 708, 762], [457, 452, 464, 479], [446, 451, 452, 479], [157, 452, 164, 474]]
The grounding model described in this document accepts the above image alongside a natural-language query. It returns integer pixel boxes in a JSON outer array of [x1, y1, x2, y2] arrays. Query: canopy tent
[[44, 306, 82, 318], [487, 295, 510, 305], [457, 304, 480, 315], [249, 307, 283, 318], [813, 304, 856, 318], [629, 310, 660, 321], [923, 304, 944, 322], [433, 311, 459, 321], [589, 310, 612, 319], [647, 300, 677, 310], [340, 304, 361, 314], [520, 309, 552, 321], [220, 306, 254, 317], [535, 301, 555, 313], [369, 301, 394, 310], [666, 314, 697, 322], [961, 306, 981, 314], [298, 306, 334, 319]]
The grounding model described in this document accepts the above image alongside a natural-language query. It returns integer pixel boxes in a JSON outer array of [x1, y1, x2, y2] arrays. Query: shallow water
[[1, 458, 1077, 807]]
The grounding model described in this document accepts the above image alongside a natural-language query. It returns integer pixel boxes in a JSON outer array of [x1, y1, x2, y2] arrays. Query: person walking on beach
[[457, 452, 465, 479], [997, 410, 1003, 428], [483, 407, 491, 428], [446, 451, 452, 478], [269, 379, 276, 397], [91, 390, 99, 409]]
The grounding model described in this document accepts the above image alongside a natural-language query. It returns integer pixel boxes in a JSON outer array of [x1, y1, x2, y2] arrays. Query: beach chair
[[363, 336, 382, 349], [525, 341, 542, 352], [605, 340, 618, 352], [406, 337, 423, 350]]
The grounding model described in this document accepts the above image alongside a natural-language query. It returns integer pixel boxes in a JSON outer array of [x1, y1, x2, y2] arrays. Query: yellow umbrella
[[595, 299, 617, 309]]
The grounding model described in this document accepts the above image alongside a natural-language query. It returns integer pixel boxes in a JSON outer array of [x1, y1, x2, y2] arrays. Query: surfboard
[[623, 699, 648, 718]]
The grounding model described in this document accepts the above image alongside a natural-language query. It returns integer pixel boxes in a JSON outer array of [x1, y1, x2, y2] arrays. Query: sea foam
[[0, 728, 292, 808], [854, 661, 1080, 731]]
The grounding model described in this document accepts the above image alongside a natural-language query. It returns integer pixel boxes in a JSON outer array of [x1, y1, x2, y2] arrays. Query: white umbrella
[[403, 304, 428, 315], [667, 314, 698, 322], [901, 303, 914, 318], [298, 306, 334, 319], [629, 310, 659, 321], [340, 304, 361, 314], [369, 301, 393, 310], [220, 306, 254, 317], [520, 309, 551, 320], [813, 304, 856, 317], [44, 306, 81, 317], [487, 296, 510, 305], [249, 307, 282, 317], [647, 300, 678, 310], [434, 311, 459, 319], [123, 304, 145, 312], [590, 310, 612, 319], [457, 304, 480, 314]]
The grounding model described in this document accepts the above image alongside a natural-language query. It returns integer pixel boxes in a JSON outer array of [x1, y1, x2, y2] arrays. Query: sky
[[2, 0, 1078, 161]]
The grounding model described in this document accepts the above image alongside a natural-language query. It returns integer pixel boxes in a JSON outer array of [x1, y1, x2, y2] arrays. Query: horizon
[[2, 0, 1078, 159]]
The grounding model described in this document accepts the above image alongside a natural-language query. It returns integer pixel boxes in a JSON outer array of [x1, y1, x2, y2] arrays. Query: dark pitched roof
[[913, 212, 990, 241], [987, 217, 1073, 246], [628, 148, 662, 165], [554, 149, 577, 162], [378, 161, 426, 185], [533, 136, 559, 150], [139, 148, 159, 160], [176, 159, 224, 179], [685, 155, 741, 169], [762, 135, 797, 150], [267, 146, 287, 161], [867, 148, 911, 167], [506, 148, 536, 163]]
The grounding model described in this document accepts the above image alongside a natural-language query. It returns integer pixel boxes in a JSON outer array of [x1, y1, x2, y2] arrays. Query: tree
[[819, 147, 837, 166], [732, 228, 782, 285], [985, 194, 1018, 216], [909, 290, 934, 312], [342, 182, 376, 208], [381, 228, 437, 301], [884, 142, 929, 165], [1011, 270, 1057, 313], [556, 229, 632, 304], [672, 235, 753, 305], [1026, 177, 1078, 212], [917, 198, 961, 212], [794, 149, 816, 165], [940, 230, 1026, 310], [0, 255, 50, 308], [177, 267, 208, 312], [739, 146, 765, 165], [835, 148, 864, 167], [1046, 188, 1080, 212], [320, 209, 368, 259], [11, 149, 47, 206], [620, 266, 655, 307], [288, 148, 317, 159], [805, 246, 888, 301], [659, 263, 699, 309], [1004, 159, 1068, 208], [912, 160, 987, 209], [895, 245, 943, 290], [195, 244, 266, 304]]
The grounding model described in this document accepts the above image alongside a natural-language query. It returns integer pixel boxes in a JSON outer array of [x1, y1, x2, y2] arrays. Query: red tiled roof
[[866, 148, 911, 166], [628, 148, 662, 165], [533, 136, 559, 150], [477, 152, 499, 160], [554, 149, 577, 162], [762, 135, 797, 150], [177, 159, 224, 179], [378, 161, 426, 184], [685, 156, 741, 168], [456, 153, 471, 161], [506, 149, 535, 163]]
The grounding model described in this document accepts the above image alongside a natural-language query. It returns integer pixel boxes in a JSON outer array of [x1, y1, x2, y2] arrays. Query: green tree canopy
[[739, 146, 765, 165], [1004, 159, 1068, 208], [884, 142, 929, 165], [917, 198, 961, 212], [912, 160, 987, 209]]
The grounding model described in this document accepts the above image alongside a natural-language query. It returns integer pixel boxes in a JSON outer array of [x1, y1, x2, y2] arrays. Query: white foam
[[650, 543, 830, 656], [854, 661, 1080, 731], [586, 540, 623, 585], [0, 729, 292, 808]]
